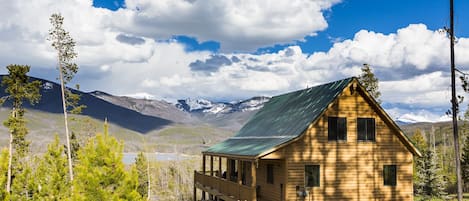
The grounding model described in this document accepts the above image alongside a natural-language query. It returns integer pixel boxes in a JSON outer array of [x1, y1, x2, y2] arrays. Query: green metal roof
[[205, 77, 354, 157]]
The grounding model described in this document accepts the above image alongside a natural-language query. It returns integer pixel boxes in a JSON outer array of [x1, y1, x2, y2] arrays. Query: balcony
[[194, 171, 256, 201]]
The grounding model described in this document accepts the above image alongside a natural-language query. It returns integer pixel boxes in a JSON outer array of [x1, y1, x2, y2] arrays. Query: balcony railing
[[194, 171, 256, 201]]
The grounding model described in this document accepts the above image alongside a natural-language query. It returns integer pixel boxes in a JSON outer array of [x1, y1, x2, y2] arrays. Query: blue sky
[[1, 0, 469, 122], [93, 0, 469, 54]]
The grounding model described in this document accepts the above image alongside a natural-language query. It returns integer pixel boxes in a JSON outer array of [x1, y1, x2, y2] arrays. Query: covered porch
[[193, 154, 258, 201]]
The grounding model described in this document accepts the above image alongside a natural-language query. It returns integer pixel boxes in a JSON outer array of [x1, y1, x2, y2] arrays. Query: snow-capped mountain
[[395, 113, 452, 125], [176, 96, 270, 114]]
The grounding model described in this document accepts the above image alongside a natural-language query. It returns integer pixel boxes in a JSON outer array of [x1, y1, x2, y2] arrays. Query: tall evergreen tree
[[73, 122, 142, 200], [412, 129, 447, 199], [358, 63, 381, 103], [135, 152, 149, 199], [411, 129, 427, 194], [1, 64, 41, 195], [416, 149, 447, 199], [33, 135, 70, 200], [48, 13, 81, 181]]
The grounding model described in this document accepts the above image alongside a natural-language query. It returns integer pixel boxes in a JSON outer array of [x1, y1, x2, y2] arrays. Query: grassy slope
[[0, 108, 233, 154]]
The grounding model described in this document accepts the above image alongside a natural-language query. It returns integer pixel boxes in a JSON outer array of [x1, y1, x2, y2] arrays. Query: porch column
[[210, 156, 214, 176], [237, 160, 242, 184], [202, 155, 206, 174], [252, 161, 257, 201], [226, 159, 231, 181], [209, 156, 214, 201], [193, 186, 196, 201], [202, 155, 206, 200], [251, 161, 257, 187], [218, 156, 222, 177]]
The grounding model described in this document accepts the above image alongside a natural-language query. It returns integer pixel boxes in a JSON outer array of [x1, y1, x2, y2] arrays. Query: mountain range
[[0, 75, 450, 154], [0, 76, 268, 153]]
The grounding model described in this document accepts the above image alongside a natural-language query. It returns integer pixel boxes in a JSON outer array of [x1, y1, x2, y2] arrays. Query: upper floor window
[[357, 118, 375, 141], [383, 165, 397, 186], [328, 117, 347, 141], [267, 164, 274, 184]]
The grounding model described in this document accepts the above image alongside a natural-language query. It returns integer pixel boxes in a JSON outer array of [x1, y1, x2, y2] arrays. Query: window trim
[[305, 164, 320, 187], [383, 165, 397, 186], [328, 117, 347, 141], [357, 117, 376, 142]]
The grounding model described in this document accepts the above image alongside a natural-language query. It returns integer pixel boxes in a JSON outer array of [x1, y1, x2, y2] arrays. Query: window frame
[[357, 118, 376, 142], [266, 164, 274, 184], [328, 117, 347, 141], [383, 165, 397, 186], [305, 165, 320, 187]]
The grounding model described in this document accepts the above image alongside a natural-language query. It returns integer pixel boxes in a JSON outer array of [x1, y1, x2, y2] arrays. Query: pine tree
[[461, 135, 469, 191], [411, 129, 427, 194], [416, 149, 447, 199], [0, 149, 9, 200], [358, 63, 381, 103], [73, 122, 142, 200], [1, 64, 41, 195], [33, 135, 70, 200], [135, 152, 149, 199], [412, 129, 447, 199], [9, 160, 34, 201], [48, 13, 81, 181]]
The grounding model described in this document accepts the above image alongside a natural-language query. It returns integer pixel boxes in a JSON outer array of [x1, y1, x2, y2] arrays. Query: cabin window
[[328, 117, 347, 141], [305, 165, 320, 187], [357, 118, 375, 141], [383, 165, 397, 186], [267, 164, 274, 184]]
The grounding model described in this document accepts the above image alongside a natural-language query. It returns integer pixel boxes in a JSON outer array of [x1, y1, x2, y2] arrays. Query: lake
[[122, 152, 192, 164]]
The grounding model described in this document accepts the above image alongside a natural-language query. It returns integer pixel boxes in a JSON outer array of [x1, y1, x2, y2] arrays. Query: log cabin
[[193, 77, 421, 201]]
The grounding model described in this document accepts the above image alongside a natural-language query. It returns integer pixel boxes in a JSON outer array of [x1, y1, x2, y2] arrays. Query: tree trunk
[[6, 109, 17, 193], [58, 57, 74, 182], [6, 128, 12, 193]]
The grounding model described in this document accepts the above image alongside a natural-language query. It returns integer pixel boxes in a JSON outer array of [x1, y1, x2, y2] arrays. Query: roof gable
[[205, 77, 354, 157], [204, 77, 421, 158]]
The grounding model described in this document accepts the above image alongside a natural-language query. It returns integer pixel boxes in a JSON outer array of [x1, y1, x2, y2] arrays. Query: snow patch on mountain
[[176, 96, 270, 114], [396, 113, 451, 124], [122, 92, 156, 100]]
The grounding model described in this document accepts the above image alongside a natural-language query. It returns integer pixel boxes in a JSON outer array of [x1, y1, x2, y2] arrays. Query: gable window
[[267, 164, 274, 184], [305, 165, 320, 187], [383, 165, 397, 186], [328, 117, 347, 141], [357, 118, 375, 141]]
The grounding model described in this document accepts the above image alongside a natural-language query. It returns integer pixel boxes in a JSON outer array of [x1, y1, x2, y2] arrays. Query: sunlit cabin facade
[[193, 77, 421, 201]]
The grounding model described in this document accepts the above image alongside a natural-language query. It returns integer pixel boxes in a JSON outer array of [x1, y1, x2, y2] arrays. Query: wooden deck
[[194, 171, 256, 201]]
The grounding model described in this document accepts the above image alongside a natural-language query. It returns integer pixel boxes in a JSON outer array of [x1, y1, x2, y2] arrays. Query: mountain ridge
[[0, 75, 452, 154]]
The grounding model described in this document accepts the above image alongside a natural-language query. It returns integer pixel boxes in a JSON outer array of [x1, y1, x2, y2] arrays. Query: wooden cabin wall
[[281, 86, 414, 200], [256, 159, 286, 201]]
